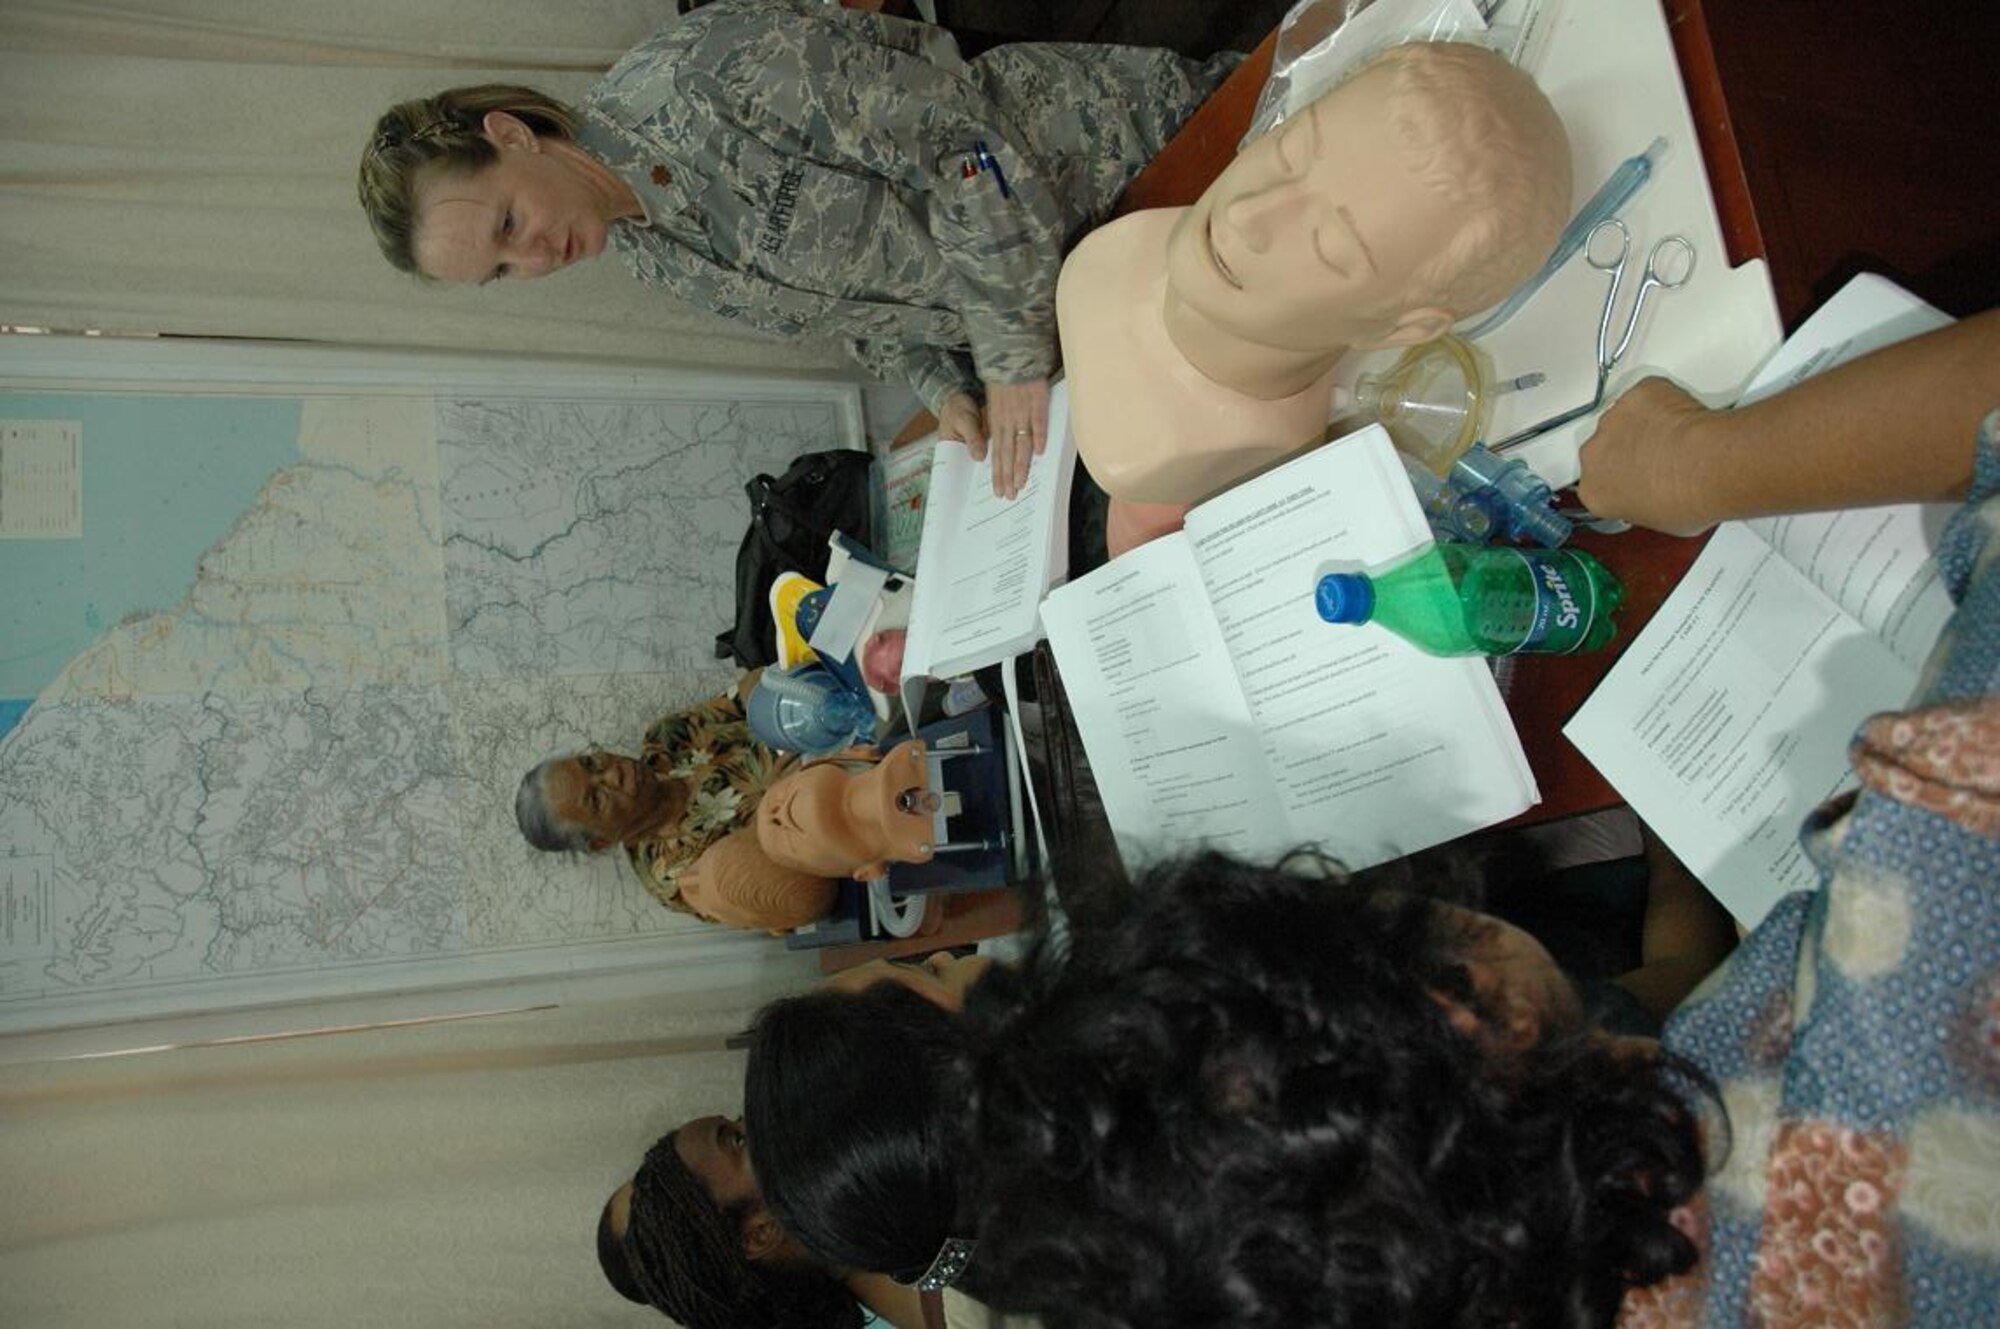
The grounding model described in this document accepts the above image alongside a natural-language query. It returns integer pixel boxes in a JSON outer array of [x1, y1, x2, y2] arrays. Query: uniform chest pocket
[[730, 146, 885, 287]]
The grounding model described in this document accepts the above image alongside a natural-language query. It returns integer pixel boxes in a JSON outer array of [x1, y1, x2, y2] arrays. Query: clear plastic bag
[[1243, 0, 1563, 148]]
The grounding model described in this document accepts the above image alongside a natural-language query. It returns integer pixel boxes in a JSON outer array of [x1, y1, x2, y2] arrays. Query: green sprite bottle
[[1314, 543, 1626, 656]]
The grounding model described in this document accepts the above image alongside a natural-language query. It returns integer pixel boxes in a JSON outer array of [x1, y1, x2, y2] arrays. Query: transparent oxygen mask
[[1347, 335, 1491, 475], [1343, 334, 1572, 548]]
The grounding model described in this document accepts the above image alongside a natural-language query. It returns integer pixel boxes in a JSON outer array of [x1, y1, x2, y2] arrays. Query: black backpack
[[715, 448, 881, 669]]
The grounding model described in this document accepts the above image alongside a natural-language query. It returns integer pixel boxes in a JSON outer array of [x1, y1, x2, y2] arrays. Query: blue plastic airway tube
[[1457, 135, 1669, 342]]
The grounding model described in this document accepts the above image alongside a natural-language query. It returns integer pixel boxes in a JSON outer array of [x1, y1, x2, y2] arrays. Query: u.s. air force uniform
[[577, 0, 1235, 413]]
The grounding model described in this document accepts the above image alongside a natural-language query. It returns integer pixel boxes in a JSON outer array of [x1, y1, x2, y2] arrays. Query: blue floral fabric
[[1626, 413, 2000, 1325]]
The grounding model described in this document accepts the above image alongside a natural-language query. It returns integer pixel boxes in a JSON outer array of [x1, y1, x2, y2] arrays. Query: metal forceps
[[1488, 219, 1695, 455]]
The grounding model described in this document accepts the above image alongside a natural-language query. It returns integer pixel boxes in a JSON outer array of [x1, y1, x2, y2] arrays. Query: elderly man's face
[[548, 750, 676, 847]]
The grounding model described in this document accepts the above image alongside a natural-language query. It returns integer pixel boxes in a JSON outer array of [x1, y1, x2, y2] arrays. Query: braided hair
[[614, 1131, 864, 1329], [356, 84, 579, 275]]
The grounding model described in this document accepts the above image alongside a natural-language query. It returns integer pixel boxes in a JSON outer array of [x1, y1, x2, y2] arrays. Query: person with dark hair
[[358, 0, 1237, 497], [740, 881, 1706, 1328], [600, 1117, 896, 1329], [600, 952, 999, 1328], [744, 953, 1024, 1327], [516, 677, 810, 924], [747, 984, 969, 1288], [960, 307, 2000, 1327], [956, 851, 1709, 1329]]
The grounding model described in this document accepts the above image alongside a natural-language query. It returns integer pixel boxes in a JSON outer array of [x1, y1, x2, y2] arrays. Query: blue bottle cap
[[1314, 573, 1374, 624]]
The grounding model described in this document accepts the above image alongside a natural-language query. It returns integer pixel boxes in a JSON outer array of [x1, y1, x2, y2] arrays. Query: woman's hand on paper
[[937, 391, 987, 460], [982, 376, 1051, 500], [1581, 309, 1998, 535], [1575, 377, 1720, 536]]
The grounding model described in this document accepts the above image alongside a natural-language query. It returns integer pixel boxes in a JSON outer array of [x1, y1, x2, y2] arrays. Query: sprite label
[[1505, 550, 1598, 654]]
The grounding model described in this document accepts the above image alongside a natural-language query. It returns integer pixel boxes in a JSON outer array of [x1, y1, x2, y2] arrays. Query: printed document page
[[1039, 535, 1291, 865], [1744, 507, 1951, 670], [1565, 523, 1919, 927], [1566, 274, 1959, 927], [1735, 272, 1951, 408], [901, 382, 1076, 690], [1184, 427, 1536, 868], [1729, 275, 1958, 669]]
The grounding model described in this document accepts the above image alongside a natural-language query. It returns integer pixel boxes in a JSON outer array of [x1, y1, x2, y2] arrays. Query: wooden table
[[850, 6, 2000, 959], [1119, 5, 2000, 823], [1111, 32, 1682, 822]]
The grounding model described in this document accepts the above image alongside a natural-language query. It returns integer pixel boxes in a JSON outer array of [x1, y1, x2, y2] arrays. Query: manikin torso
[[1059, 209, 1338, 508], [1055, 43, 1571, 549]]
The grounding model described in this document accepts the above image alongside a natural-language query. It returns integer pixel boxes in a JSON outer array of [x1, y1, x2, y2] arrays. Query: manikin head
[[1162, 42, 1571, 393], [755, 740, 937, 880]]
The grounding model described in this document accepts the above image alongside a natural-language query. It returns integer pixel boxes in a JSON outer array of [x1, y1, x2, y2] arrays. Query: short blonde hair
[[357, 84, 580, 276]]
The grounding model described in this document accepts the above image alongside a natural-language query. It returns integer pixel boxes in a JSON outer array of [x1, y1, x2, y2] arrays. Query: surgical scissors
[[1488, 219, 1695, 455]]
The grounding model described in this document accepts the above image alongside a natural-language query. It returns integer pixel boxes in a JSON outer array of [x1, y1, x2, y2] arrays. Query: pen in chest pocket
[[972, 140, 1012, 199], [946, 144, 1013, 200]]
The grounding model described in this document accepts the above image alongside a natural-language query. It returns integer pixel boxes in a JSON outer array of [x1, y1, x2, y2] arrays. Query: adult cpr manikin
[[1058, 42, 1571, 552]]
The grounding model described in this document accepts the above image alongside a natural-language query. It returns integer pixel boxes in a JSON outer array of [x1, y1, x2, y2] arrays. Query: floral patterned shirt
[[1623, 412, 2000, 1326], [624, 687, 797, 914]]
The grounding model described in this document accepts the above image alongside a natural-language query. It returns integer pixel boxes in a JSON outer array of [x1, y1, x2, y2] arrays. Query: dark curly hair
[[957, 851, 1712, 1329]]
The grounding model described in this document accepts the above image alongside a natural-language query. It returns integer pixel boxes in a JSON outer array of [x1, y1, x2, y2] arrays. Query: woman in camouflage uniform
[[358, 0, 1234, 498]]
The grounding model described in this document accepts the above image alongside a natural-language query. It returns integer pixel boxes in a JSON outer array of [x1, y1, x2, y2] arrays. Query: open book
[[1041, 425, 1538, 870], [1564, 275, 1957, 927], [899, 380, 1076, 720]]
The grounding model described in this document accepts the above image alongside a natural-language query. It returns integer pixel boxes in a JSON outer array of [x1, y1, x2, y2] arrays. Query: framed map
[[0, 338, 863, 1045]]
